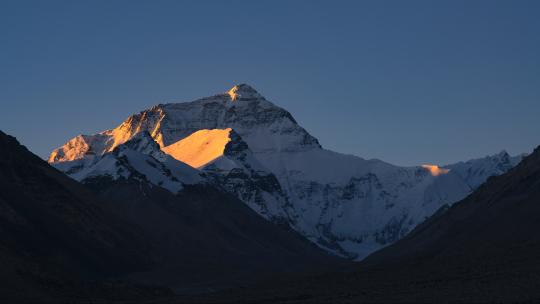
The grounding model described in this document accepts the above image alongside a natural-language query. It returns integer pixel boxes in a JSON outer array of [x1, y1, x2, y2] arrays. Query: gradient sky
[[1, 0, 539, 166]]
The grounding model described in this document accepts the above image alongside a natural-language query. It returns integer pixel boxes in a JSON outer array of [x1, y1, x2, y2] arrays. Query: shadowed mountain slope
[[0, 130, 157, 302], [82, 176, 341, 294]]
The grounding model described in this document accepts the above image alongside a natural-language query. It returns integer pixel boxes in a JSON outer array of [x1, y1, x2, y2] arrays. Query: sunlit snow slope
[[162, 128, 232, 168]]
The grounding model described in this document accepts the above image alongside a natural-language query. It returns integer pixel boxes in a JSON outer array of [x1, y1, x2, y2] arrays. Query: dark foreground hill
[[176, 145, 540, 303], [0, 131, 160, 302], [82, 177, 340, 294]]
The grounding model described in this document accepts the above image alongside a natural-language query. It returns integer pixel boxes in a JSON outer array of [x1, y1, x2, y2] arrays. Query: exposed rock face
[[49, 84, 525, 259], [200, 129, 294, 222]]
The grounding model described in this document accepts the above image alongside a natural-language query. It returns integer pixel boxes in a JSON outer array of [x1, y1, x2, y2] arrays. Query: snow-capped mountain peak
[[49, 84, 525, 260], [227, 83, 263, 101], [49, 84, 321, 165]]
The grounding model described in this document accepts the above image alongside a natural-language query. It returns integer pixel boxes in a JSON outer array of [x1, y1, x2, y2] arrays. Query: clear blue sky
[[1, 0, 539, 165]]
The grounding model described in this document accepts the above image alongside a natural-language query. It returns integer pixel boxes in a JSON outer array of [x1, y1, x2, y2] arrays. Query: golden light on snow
[[48, 135, 91, 163], [227, 86, 239, 101], [162, 128, 232, 168], [421, 164, 450, 176]]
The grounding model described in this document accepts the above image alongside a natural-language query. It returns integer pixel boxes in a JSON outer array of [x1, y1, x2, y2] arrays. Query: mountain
[[364, 144, 540, 271], [47, 131, 338, 292], [71, 133, 338, 292], [0, 130, 157, 302], [175, 144, 540, 303], [49, 84, 524, 259], [0, 129, 338, 301]]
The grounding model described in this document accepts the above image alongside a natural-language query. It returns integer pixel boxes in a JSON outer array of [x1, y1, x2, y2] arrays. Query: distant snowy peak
[[48, 84, 321, 164], [227, 83, 263, 101], [445, 150, 526, 189], [52, 132, 202, 193]]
